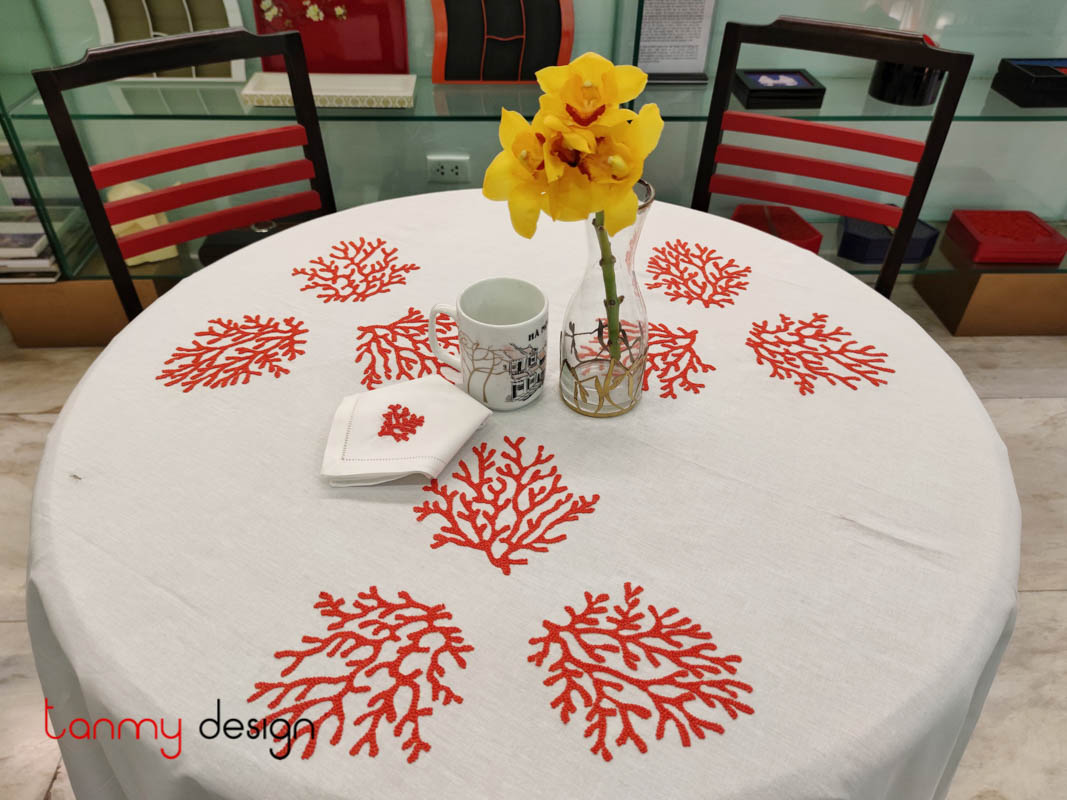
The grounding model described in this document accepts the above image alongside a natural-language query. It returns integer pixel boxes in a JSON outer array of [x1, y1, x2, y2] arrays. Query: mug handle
[[428, 304, 461, 371]]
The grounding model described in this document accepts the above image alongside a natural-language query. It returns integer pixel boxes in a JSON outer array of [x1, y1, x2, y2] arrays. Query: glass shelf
[[8, 75, 1067, 125], [811, 219, 1067, 276], [639, 76, 1067, 122], [7, 78, 546, 123], [64, 220, 1067, 284], [72, 239, 204, 281]]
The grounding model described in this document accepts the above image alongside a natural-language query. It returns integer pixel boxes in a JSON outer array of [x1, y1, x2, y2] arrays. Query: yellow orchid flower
[[483, 54, 662, 373], [586, 103, 664, 234], [535, 52, 646, 128], [482, 109, 549, 238]]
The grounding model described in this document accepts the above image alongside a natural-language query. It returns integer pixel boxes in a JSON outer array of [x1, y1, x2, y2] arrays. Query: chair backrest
[[33, 28, 336, 320], [691, 16, 972, 297]]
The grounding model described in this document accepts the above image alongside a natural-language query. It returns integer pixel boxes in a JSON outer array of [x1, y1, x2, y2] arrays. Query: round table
[[29, 189, 1019, 800]]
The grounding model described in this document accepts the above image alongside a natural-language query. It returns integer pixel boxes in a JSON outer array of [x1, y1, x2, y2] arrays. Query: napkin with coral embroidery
[[321, 375, 492, 486]]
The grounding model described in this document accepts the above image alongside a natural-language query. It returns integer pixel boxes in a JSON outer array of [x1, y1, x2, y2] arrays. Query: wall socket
[[426, 153, 471, 184]]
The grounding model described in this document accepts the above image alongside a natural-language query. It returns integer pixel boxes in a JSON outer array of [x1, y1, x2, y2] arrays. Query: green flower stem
[[593, 211, 622, 363]]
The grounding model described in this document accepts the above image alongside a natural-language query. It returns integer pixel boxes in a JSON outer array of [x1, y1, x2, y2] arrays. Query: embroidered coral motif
[[645, 323, 716, 398], [646, 238, 751, 308], [378, 404, 424, 442], [413, 436, 599, 575], [156, 314, 308, 392], [576, 320, 715, 400], [292, 236, 419, 303], [529, 583, 754, 762], [355, 307, 458, 390], [247, 588, 472, 763], [746, 312, 894, 396]]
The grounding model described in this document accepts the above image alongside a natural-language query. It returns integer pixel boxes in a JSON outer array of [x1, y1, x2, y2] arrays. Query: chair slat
[[722, 111, 925, 162], [116, 190, 321, 259], [708, 174, 903, 227], [91, 125, 309, 189], [714, 145, 914, 196], [104, 160, 316, 225]]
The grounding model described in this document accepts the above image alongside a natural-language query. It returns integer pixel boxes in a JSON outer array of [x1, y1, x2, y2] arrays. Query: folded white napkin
[[321, 375, 492, 486]]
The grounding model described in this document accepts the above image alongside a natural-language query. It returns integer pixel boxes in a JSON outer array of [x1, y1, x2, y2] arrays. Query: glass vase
[[559, 180, 653, 417]]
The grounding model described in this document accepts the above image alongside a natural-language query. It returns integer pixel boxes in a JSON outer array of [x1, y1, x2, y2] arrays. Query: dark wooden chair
[[33, 28, 336, 320], [691, 16, 972, 297]]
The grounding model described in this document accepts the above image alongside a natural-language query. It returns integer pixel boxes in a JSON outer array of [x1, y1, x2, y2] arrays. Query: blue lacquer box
[[837, 216, 939, 264]]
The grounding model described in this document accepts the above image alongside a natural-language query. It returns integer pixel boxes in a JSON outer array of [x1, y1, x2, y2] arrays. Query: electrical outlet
[[426, 153, 471, 184]]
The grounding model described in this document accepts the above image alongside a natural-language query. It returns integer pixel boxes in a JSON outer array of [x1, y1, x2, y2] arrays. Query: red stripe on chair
[[91, 125, 309, 188], [708, 174, 903, 227], [714, 145, 914, 196], [116, 190, 321, 259], [722, 111, 925, 162], [104, 160, 316, 225]]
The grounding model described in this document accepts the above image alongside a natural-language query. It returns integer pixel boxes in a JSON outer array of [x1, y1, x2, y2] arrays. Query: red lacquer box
[[731, 205, 822, 253], [945, 210, 1067, 264], [254, 0, 409, 74]]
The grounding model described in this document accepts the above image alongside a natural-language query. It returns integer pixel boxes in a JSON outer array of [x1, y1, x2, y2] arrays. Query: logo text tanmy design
[[45, 699, 315, 760]]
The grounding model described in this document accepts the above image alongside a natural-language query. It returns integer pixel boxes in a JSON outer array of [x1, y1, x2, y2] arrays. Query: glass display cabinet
[[0, 0, 1064, 297]]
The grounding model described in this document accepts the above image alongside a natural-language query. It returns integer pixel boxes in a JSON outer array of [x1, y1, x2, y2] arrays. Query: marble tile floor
[[0, 286, 1064, 799]]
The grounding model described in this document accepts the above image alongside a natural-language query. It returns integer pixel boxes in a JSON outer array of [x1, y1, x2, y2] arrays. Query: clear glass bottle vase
[[559, 180, 653, 417]]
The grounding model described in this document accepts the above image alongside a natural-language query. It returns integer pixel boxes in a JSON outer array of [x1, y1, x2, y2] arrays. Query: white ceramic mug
[[429, 277, 548, 411]]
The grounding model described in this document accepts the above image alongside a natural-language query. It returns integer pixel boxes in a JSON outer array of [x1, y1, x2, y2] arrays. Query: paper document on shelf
[[637, 0, 716, 76]]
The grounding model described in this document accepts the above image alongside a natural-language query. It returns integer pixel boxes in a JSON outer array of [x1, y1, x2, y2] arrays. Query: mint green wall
[[0, 0, 57, 72]]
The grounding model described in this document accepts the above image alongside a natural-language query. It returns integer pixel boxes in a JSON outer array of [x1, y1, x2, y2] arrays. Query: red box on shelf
[[731, 205, 822, 253], [945, 210, 1067, 264]]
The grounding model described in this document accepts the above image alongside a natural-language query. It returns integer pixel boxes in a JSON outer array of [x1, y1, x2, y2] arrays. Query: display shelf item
[[945, 210, 1067, 264], [88, 0, 245, 79], [731, 69, 825, 109], [731, 204, 822, 253], [254, 0, 408, 75], [241, 71, 416, 109], [838, 216, 938, 264], [991, 58, 1067, 107], [431, 0, 574, 83]]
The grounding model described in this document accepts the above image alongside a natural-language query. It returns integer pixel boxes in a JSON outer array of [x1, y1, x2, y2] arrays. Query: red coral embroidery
[[413, 436, 599, 575], [293, 236, 419, 303], [156, 314, 307, 392], [644, 323, 716, 399], [746, 312, 895, 396], [247, 588, 472, 763], [378, 404, 424, 442], [529, 583, 754, 762], [354, 307, 458, 390], [575, 320, 715, 400], [646, 239, 751, 308]]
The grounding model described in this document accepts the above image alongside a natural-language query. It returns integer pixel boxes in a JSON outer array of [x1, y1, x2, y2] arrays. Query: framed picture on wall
[[430, 0, 574, 83], [86, 0, 245, 80]]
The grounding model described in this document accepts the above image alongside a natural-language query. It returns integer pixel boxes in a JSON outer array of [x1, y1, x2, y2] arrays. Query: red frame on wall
[[430, 0, 574, 84], [254, 0, 409, 74]]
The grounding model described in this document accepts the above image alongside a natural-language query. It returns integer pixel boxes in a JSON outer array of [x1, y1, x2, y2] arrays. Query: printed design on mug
[[413, 436, 599, 575], [528, 582, 754, 762], [247, 588, 473, 763], [156, 314, 308, 392], [378, 404, 424, 442], [646, 238, 751, 309], [292, 236, 419, 303], [746, 312, 894, 396], [457, 332, 546, 404], [354, 308, 459, 390]]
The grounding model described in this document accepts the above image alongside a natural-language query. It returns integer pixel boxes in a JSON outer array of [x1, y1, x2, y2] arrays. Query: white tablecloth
[[28, 189, 1019, 800]]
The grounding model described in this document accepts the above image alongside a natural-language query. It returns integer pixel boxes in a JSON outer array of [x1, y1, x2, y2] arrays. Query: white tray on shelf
[[241, 72, 416, 109]]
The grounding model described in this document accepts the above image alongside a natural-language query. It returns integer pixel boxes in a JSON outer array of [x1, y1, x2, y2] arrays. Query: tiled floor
[[1, 286, 1065, 799]]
